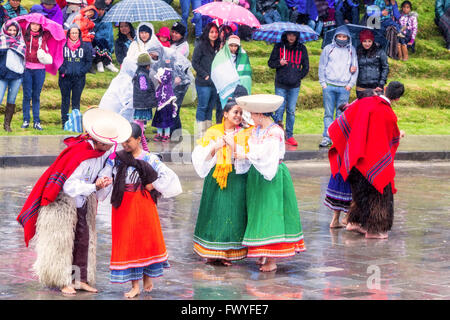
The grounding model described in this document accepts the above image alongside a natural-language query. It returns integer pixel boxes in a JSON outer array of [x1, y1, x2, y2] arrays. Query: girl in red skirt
[[99, 123, 182, 298]]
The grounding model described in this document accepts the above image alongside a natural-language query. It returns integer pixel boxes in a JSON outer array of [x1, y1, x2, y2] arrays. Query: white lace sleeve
[[247, 126, 284, 181], [63, 161, 97, 198], [191, 142, 217, 178], [148, 154, 182, 198], [234, 143, 251, 174]]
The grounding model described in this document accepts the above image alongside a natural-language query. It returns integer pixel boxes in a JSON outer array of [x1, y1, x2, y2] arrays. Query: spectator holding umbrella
[[114, 22, 135, 65], [126, 22, 160, 62], [58, 24, 93, 129], [192, 22, 220, 137], [318, 25, 358, 148], [0, 20, 25, 132], [268, 30, 309, 147], [20, 16, 52, 130], [4, 0, 28, 19], [356, 29, 389, 99]]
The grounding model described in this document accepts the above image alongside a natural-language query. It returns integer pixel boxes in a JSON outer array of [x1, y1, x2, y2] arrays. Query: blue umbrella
[[322, 24, 388, 52], [252, 22, 319, 44], [102, 0, 181, 23]]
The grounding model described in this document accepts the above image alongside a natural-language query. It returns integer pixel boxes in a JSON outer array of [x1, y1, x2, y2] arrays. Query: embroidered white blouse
[[98, 150, 182, 200], [191, 129, 251, 178], [246, 123, 285, 181], [63, 140, 112, 208]]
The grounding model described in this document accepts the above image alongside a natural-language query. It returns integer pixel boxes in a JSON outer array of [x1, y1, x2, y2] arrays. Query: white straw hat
[[236, 94, 284, 113], [83, 108, 132, 145]]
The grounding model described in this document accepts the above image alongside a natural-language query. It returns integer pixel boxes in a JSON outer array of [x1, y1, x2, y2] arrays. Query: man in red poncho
[[17, 108, 131, 295], [328, 81, 405, 239]]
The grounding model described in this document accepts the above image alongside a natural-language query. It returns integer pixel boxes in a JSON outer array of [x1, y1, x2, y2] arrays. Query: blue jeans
[[273, 86, 300, 139], [195, 85, 217, 121], [308, 19, 324, 36], [322, 85, 350, 139], [180, 0, 202, 38], [0, 78, 22, 105], [263, 9, 281, 24], [59, 74, 86, 126], [22, 68, 46, 123]]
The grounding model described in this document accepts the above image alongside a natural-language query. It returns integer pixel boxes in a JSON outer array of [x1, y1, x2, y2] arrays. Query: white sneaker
[[97, 62, 104, 72], [105, 63, 119, 72]]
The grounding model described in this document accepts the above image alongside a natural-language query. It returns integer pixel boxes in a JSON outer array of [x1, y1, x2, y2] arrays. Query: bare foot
[[330, 220, 346, 228], [341, 215, 348, 225], [143, 275, 153, 292], [61, 285, 76, 295], [365, 232, 388, 239], [78, 282, 98, 293], [346, 222, 366, 234], [259, 258, 277, 272], [256, 257, 267, 265], [124, 286, 140, 298]]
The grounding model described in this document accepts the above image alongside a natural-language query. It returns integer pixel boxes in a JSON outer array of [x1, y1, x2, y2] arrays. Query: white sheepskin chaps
[[32, 192, 97, 289]]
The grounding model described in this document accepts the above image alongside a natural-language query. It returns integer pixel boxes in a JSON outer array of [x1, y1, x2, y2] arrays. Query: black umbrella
[[322, 24, 387, 52]]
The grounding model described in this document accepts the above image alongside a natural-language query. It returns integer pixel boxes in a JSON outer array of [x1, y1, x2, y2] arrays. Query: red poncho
[[17, 135, 105, 247], [328, 96, 401, 194]]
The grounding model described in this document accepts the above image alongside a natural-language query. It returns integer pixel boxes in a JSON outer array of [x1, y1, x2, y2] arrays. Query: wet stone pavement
[[0, 161, 449, 300]]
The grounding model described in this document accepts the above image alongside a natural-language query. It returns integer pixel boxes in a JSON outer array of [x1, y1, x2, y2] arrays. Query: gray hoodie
[[318, 25, 358, 88]]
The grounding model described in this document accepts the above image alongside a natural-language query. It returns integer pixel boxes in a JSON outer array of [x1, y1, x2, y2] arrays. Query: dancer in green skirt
[[235, 94, 306, 272], [192, 99, 253, 266]]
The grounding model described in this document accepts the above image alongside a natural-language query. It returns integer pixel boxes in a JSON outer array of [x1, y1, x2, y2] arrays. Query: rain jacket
[[356, 43, 389, 89], [268, 31, 309, 89], [98, 57, 137, 122], [318, 25, 358, 88], [72, 5, 98, 42], [126, 22, 161, 62]]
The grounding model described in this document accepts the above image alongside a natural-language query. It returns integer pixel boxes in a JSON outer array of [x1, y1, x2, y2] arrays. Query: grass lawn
[[1, 0, 449, 136]]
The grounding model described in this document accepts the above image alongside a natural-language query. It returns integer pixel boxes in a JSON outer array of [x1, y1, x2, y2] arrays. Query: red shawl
[[17, 135, 105, 247], [328, 96, 401, 194]]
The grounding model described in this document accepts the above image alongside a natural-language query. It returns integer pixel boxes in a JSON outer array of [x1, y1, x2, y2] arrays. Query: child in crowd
[[152, 68, 177, 142], [398, 0, 418, 60], [156, 27, 171, 48], [133, 53, 157, 151]]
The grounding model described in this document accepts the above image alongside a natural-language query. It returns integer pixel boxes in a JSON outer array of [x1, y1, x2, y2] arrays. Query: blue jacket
[[93, 15, 114, 54], [59, 30, 93, 77]]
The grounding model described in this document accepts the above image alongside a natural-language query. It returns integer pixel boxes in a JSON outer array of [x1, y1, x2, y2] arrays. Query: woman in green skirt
[[236, 94, 306, 272], [191, 99, 252, 266]]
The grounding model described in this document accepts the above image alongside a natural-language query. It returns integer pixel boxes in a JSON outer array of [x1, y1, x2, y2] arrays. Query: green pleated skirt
[[193, 166, 248, 260], [242, 163, 305, 258]]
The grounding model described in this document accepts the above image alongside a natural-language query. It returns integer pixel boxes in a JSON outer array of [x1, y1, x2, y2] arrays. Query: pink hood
[[10, 13, 66, 75]]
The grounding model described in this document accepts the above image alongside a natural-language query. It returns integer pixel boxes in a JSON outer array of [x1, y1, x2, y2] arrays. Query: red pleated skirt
[[110, 190, 168, 270]]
